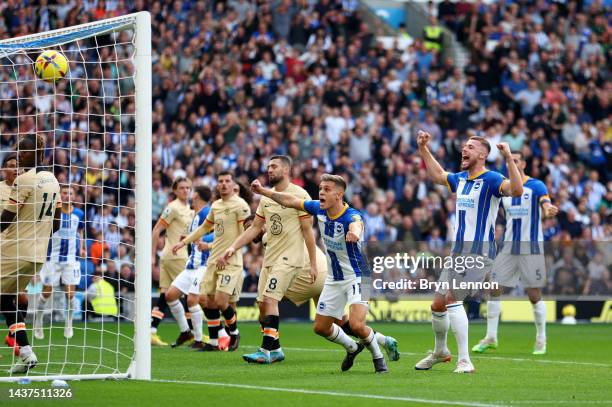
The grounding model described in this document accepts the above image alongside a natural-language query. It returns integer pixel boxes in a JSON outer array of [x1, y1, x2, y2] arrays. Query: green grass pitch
[[0, 321, 610, 406]]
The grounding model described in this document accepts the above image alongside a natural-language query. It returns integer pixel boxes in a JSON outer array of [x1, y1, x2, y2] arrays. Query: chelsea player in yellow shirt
[[173, 171, 251, 351], [1, 134, 61, 374], [219, 156, 317, 364]]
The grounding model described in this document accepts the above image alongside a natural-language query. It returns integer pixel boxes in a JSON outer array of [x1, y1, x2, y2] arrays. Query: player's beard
[[269, 175, 282, 186]]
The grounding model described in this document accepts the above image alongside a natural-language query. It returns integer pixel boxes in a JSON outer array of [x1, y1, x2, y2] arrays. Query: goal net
[[0, 12, 151, 382]]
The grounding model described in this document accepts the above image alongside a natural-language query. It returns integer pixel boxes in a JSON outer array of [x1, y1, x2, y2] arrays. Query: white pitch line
[[238, 345, 612, 368], [152, 378, 506, 407], [511, 402, 612, 405]]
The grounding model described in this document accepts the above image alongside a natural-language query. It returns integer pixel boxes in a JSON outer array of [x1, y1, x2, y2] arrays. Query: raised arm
[[417, 130, 449, 186], [251, 180, 303, 210], [498, 143, 523, 197]]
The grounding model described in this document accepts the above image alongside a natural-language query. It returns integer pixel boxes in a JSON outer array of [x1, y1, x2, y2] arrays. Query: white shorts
[[171, 266, 206, 295], [40, 262, 81, 287], [491, 253, 547, 288], [316, 277, 368, 320]]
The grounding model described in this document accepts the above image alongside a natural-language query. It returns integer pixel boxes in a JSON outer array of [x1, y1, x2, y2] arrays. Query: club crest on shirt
[[334, 222, 344, 236], [473, 180, 483, 191]]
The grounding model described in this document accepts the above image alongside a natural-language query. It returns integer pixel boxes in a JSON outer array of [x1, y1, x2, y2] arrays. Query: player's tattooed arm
[[251, 180, 302, 210], [416, 130, 449, 186], [498, 142, 523, 197], [151, 218, 167, 264]]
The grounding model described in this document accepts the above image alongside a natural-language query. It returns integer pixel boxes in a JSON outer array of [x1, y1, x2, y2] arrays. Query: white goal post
[[0, 12, 151, 382]]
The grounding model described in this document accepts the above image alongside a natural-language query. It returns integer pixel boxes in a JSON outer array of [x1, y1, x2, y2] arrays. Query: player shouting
[[251, 174, 389, 373], [414, 130, 523, 373]]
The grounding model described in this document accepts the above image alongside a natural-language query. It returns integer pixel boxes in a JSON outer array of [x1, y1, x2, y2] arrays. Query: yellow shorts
[[202, 264, 243, 299], [284, 266, 326, 306], [159, 258, 186, 289], [230, 272, 244, 303], [256, 264, 300, 302], [0, 259, 43, 294]]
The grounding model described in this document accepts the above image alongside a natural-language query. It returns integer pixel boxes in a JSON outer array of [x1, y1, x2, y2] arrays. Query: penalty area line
[[151, 378, 506, 407]]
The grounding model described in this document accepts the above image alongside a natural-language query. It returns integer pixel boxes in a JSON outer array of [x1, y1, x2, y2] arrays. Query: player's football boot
[[218, 335, 230, 351], [171, 330, 194, 348], [383, 336, 400, 361], [64, 326, 74, 339], [532, 340, 546, 355], [151, 333, 168, 346], [414, 350, 452, 370], [471, 338, 498, 353], [341, 342, 364, 372], [453, 359, 475, 373], [4, 334, 20, 356], [228, 333, 240, 351], [198, 343, 220, 352], [270, 349, 285, 363], [8, 352, 38, 374], [190, 341, 205, 350], [242, 349, 271, 364], [373, 357, 388, 373]]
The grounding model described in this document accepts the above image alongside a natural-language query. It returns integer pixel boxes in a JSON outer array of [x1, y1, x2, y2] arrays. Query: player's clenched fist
[[496, 142, 512, 159], [416, 130, 431, 148], [345, 230, 360, 242], [251, 179, 263, 194]]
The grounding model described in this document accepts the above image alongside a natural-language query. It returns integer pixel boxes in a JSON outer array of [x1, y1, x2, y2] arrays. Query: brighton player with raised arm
[[173, 171, 251, 352], [219, 155, 317, 364], [165, 185, 214, 349], [251, 174, 388, 373], [0, 134, 61, 374], [150, 177, 194, 346], [34, 185, 85, 340], [472, 152, 558, 355], [414, 130, 523, 373]]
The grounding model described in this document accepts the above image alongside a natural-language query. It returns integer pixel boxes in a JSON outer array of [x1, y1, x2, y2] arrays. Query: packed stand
[[0, 0, 610, 297]]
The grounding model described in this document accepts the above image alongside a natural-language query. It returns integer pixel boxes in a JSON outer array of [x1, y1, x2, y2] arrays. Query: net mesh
[[0, 18, 139, 378]]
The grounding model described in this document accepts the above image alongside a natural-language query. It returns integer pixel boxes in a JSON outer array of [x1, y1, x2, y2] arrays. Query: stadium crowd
[[0, 0, 610, 300]]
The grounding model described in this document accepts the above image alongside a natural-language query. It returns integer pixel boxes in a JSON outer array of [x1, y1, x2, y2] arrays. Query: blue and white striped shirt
[[185, 206, 214, 270], [501, 177, 550, 255], [47, 207, 84, 264], [446, 170, 506, 258], [302, 200, 369, 282]]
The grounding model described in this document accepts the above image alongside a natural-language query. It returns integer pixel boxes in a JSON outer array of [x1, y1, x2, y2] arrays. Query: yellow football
[[35, 50, 68, 83]]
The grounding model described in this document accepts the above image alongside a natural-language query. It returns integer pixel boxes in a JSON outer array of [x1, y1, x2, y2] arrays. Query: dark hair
[[193, 185, 212, 202], [269, 155, 292, 168], [217, 170, 234, 180], [321, 173, 347, 191], [468, 136, 491, 154], [2, 152, 16, 166], [236, 180, 253, 204], [172, 176, 190, 190], [18, 133, 46, 164]]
